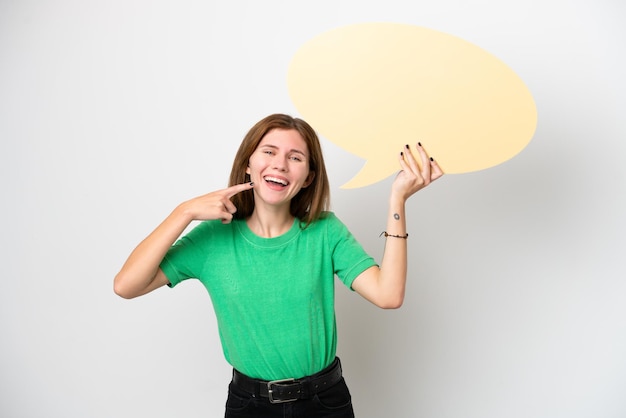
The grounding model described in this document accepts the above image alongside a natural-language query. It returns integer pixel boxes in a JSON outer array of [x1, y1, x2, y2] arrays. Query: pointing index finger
[[225, 182, 254, 198]]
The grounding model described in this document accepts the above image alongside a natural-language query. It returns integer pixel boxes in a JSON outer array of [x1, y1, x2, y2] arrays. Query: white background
[[1, 0, 625, 417]]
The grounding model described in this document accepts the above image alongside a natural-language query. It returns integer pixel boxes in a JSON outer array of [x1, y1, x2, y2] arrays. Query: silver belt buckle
[[267, 378, 298, 404]]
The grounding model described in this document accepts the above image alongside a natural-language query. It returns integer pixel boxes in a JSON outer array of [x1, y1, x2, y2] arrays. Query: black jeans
[[224, 376, 355, 417]]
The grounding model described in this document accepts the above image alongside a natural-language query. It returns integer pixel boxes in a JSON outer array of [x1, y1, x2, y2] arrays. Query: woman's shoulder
[[304, 211, 348, 232], [183, 218, 237, 242], [312, 210, 338, 224]]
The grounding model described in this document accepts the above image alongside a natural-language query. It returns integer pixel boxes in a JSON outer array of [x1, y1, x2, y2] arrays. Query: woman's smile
[[263, 175, 290, 188]]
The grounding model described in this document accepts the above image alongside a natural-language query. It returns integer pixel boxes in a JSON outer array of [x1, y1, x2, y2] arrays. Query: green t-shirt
[[160, 212, 377, 380]]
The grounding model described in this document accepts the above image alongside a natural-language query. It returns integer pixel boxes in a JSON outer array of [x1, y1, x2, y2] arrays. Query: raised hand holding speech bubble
[[287, 23, 537, 188]]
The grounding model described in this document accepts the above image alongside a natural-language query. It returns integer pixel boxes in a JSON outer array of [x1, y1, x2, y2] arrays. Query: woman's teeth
[[264, 176, 288, 186]]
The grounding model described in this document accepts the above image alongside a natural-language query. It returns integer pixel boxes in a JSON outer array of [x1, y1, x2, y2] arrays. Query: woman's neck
[[246, 207, 295, 238]]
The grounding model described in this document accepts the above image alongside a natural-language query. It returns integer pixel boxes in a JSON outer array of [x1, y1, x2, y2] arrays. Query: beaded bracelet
[[379, 231, 409, 239]]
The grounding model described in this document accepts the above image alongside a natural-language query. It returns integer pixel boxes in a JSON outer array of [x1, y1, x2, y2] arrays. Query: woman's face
[[246, 128, 315, 211]]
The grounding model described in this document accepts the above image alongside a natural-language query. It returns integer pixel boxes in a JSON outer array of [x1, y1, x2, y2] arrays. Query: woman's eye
[[290, 156, 302, 162]]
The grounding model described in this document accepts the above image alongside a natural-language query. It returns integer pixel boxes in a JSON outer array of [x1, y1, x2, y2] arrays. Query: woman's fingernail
[[418, 142, 422, 147], [430, 157, 434, 162], [400, 151, 404, 156], [405, 144, 409, 149], [249, 182, 254, 186]]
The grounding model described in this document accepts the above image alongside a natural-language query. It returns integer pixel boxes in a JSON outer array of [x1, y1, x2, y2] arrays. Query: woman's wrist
[[171, 201, 196, 226], [389, 188, 408, 206]]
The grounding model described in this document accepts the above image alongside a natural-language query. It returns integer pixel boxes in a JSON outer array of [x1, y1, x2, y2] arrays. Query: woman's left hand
[[392, 142, 444, 201]]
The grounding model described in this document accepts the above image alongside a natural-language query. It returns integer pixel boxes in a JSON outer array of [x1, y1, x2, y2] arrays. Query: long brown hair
[[229, 114, 330, 226]]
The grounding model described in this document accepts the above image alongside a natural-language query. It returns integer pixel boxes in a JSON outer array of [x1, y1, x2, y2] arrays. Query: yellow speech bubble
[[287, 23, 537, 188]]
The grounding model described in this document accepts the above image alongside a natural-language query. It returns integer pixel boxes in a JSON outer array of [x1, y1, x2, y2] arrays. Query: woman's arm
[[113, 182, 254, 299], [351, 143, 443, 308]]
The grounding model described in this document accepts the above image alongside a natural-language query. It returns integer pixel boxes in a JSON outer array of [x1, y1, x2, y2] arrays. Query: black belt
[[231, 358, 343, 404]]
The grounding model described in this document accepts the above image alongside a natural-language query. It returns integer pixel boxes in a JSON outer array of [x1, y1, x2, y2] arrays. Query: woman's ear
[[303, 171, 315, 188]]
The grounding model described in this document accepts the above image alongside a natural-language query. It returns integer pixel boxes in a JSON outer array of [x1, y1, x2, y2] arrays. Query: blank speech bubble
[[287, 23, 537, 189]]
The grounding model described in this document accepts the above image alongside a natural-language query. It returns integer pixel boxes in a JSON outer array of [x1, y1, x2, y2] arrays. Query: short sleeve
[[160, 221, 216, 288], [326, 213, 378, 289]]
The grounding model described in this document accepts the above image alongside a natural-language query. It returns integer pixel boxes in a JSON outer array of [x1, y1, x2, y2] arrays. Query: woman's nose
[[273, 156, 288, 171]]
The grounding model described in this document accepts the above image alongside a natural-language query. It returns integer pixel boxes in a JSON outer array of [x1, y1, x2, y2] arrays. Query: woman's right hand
[[178, 182, 254, 223], [114, 182, 254, 298]]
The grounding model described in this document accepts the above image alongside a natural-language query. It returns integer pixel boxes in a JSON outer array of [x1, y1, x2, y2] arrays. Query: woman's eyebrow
[[260, 144, 308, 157], [290, 148, 307, 157]]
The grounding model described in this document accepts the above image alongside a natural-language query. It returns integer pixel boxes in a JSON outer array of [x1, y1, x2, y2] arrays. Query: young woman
[[114, 113, 443, 417]]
